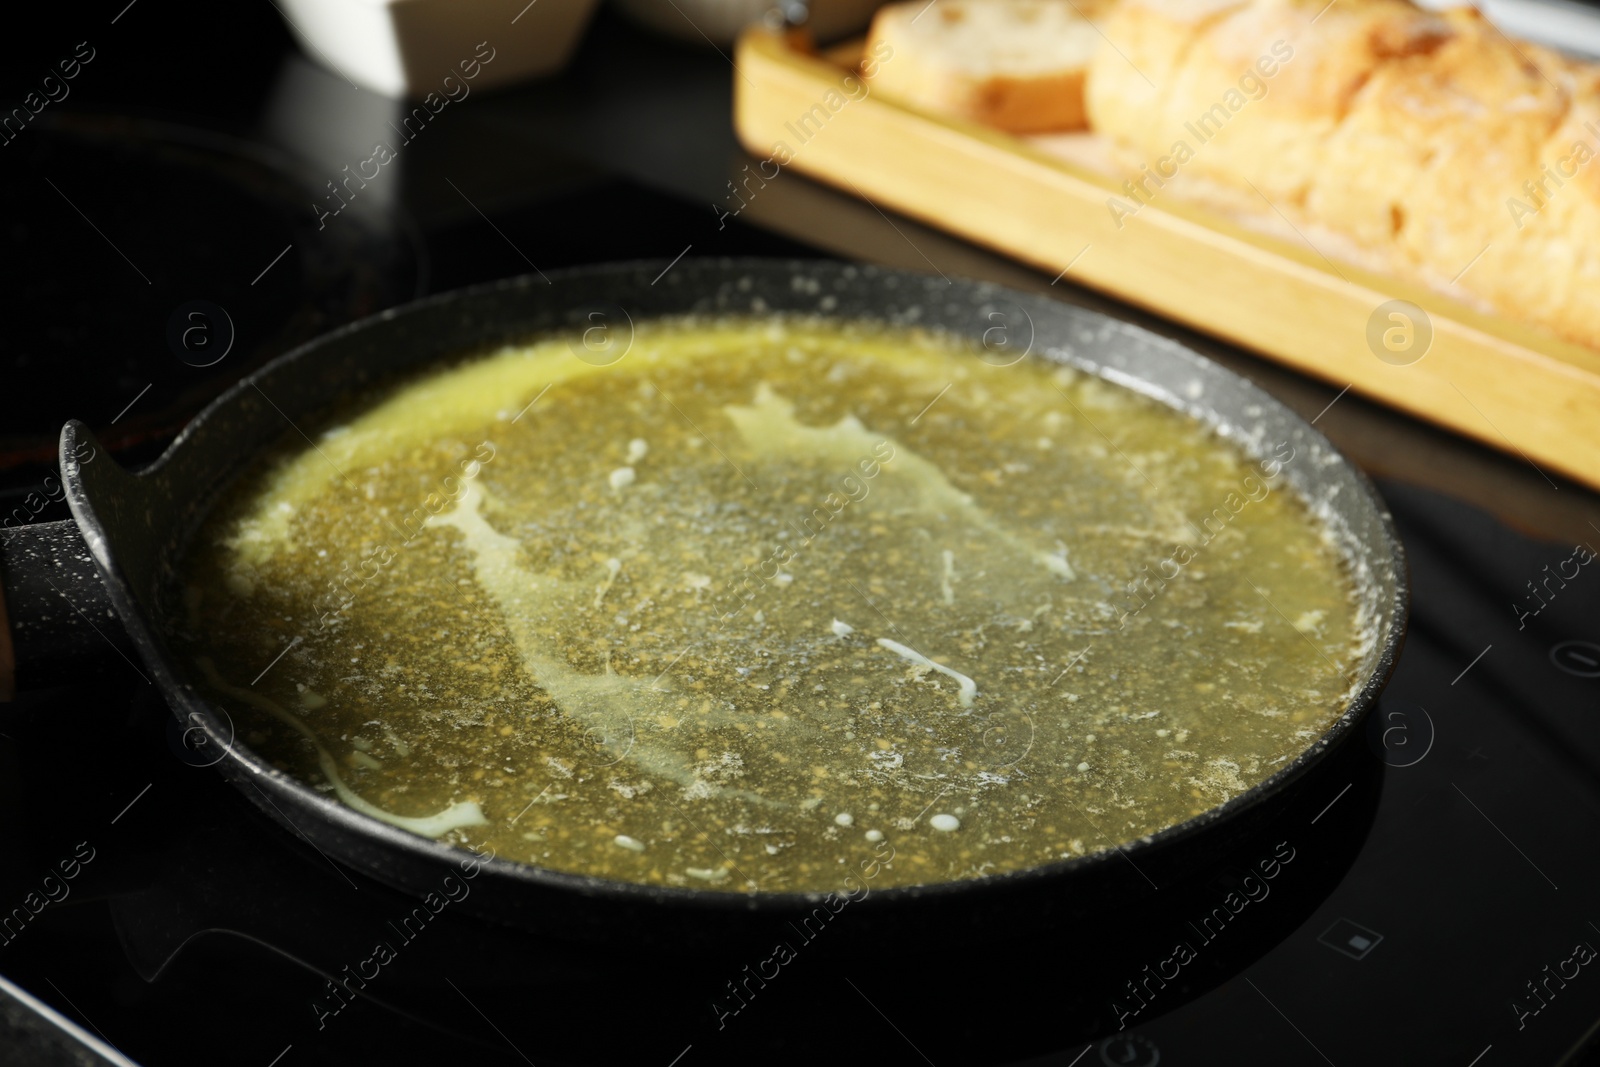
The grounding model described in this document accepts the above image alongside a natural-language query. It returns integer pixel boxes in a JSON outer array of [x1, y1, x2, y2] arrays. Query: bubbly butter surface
[[170, 318, 1362, 892]]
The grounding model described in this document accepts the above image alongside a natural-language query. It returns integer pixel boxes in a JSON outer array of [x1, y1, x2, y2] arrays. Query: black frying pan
[[0, 259, 1407, 958]]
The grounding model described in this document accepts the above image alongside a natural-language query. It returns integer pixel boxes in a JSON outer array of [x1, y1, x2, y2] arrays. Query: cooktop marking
[[1310, 782, 1353, 825], [1451, 644, 1493, 686]]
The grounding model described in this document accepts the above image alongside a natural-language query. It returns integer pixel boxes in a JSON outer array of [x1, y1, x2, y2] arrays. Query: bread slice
[[1316, 6, 1594, 341], [1086, 0, 1454, 207], [863, 0, 1109, 134], [1085, 0, 1600, 351]]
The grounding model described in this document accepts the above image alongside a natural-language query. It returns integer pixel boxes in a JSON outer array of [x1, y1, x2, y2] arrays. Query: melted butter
[[196, 658, 487, 838], [170, 317, 1366, 892]]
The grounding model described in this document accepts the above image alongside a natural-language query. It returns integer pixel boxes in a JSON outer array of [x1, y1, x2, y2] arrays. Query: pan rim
[[61, 256, 1409, 912]]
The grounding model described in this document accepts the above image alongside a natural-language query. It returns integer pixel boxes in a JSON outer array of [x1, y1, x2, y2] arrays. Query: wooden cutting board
[[732, 28, 1600, 494]]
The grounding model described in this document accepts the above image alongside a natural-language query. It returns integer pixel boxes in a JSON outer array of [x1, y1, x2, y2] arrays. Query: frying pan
[[0, 259, 1407, 955]]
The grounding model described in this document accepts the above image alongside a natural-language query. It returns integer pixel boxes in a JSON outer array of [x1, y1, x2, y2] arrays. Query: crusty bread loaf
[[1085, 0, 1600, 351], [863, 0, 1111, 133]]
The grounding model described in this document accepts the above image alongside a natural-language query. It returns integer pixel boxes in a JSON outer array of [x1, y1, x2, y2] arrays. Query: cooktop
[[1, 3, 1597, 1065]]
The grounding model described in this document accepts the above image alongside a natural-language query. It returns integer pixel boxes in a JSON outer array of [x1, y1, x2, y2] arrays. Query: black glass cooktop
[[1, 3, 1598, 1066]]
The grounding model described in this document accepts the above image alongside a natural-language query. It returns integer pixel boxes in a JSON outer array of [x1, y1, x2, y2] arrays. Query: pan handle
[[0, 519, 129, 700]]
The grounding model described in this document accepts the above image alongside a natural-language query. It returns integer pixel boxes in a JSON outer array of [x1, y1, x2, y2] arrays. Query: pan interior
[[163, 315, 1368, 893]]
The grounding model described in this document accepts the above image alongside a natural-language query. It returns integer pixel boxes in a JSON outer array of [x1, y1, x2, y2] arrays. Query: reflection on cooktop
[[0, 114, 424, 480]]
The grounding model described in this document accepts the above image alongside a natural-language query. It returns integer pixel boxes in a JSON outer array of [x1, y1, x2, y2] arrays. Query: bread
[[1085, 0, 1600, 351], [863, 0, 1110, 133]]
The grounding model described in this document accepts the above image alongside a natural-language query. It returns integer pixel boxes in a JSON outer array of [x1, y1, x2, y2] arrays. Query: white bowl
[[275, 0, 601, 98], [612, 0, 882, 46]]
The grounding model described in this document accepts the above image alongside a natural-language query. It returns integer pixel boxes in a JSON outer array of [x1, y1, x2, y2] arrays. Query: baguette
[[863, 0, 1111, 133], [1085, 0, 1600, 351]]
